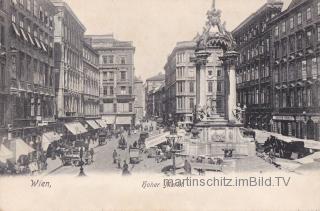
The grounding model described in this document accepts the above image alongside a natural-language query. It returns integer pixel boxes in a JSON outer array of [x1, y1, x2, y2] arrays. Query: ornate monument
[[187, 0, 255, 157]]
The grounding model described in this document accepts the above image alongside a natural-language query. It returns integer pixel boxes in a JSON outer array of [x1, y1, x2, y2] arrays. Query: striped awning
[[64, 122, 87, 135], [86, 120, 101, 130], [116, 116, 132, 125]]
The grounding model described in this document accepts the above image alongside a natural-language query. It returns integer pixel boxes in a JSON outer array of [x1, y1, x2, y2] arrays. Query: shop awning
[[116, 116, 132, 125], [145, 132, 170, 149], [96, 119, 108, 128], [86, 120, 101, 130], [11, 23, 20, 37], [0, 144, 13, 163], [20, 28, 28, 42], [27, 33, 35, 46], [10, 138, 35, 162], [64, 122, 88, 135], [102, 116, 116, 125], [40, 41, 47, 52], [34, 37, 42, 49], [42, 132, 61, 150]]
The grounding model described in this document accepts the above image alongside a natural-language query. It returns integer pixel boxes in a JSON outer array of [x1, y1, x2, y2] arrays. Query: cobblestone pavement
[[48, 130, 282, 176]]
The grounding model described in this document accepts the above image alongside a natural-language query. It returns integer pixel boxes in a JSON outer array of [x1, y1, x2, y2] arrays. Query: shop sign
[[295, 116, 305, 121], [302, 60, 307, 81], [282, 116, 295, 121], [311, 116, 320, 123], [312, 58, 318, 80], [272, 116, 294, 121]]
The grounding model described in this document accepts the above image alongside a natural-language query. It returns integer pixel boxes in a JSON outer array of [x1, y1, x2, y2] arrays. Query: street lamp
[[166, 126, 182, 175], [78, 147, 86, 176], [75, 126, 86, 177]]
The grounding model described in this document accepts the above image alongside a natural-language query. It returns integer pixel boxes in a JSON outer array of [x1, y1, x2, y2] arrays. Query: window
[[306, 30, 313, 47], [129, 103, 132, 112], [297, 34, 303, 50], [103, 55, 114, 64], [289, 36, 295, 52], [217, 81, 222, 92], [208, 70, 213, 76], [307, 8, 312, 20], [189, 81, 194, 93], [103, 86, 108, 96], [26, 0, 31, 11], [274, 26, 279, 37], [317, 25, 320, 42], [282, 22, 286, 33], [281, 40, 287, 56], [0, 25, 4, 48], [109, 71, 114, 81], [110, 86, 114, 95], [120, 57, 126, 65], [120, 71, 126, 81], [297, 12, 302, 25], [120, 86, 126, 95], [289, 17, 294, 29], [282, 92, 287, 108], [290, 91, 295, 107], [128, 86, 132, 95], [217, 69, 221, 76], [208, 81, 213, 93], [189, 98, 194, 110]]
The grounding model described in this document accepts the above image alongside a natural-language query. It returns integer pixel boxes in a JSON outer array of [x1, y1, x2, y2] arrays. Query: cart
[[129, 148, 141, 164], [61, 149, 81, 166], [138, 132, 149, 149], [98, 132, 107, 145], [118, 136, 127, 150]]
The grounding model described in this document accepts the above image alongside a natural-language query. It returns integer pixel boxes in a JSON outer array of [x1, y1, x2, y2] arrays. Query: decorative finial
[[212, 0, 215, 9]]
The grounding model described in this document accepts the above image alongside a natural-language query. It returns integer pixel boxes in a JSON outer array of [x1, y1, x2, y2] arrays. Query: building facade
[[270, 0, 320, 140], [233, 0, 283, 131], [134, 76, 144, 124], [82, 40, 99, 120], [53, 0, 86, 121], [0, 0, 10, 141], [144, 73, 165, 119], [6, 0, 56, 143], [86, 34, 135, 129], [164, 41, 196, 124]]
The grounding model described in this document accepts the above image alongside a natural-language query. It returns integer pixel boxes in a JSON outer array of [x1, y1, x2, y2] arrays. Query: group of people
[[112, 149, 130, 175]]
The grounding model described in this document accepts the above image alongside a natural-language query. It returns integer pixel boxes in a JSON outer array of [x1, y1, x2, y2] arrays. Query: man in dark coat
[[113, 149, 118, 164]]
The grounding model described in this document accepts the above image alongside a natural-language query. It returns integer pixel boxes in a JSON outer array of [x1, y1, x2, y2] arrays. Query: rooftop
[[51, 0, 86, 31]]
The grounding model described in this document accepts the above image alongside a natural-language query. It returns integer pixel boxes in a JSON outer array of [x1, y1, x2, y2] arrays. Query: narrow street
[[50, 130, 175, 176]]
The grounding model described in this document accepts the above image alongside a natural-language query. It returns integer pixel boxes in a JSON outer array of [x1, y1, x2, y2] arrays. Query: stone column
[[194, 51, 210, 109], [222, 51, 239, 123]]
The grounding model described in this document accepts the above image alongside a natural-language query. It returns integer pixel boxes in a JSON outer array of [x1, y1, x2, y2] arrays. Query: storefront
[[115, 116, 132, 130], [272, 115, 320, 141], [102, 115, 116, 130]]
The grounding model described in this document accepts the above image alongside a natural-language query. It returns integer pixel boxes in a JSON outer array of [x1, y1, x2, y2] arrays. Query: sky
[[64, 0, 291, 81]]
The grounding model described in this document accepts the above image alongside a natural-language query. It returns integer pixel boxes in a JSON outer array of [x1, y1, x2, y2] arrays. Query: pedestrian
[[183, 159, 192, 174], [122, 160, 130, 176], [90, 148, 94, 162], [113, 149, 118, 164], [117, 156, 121, 169]]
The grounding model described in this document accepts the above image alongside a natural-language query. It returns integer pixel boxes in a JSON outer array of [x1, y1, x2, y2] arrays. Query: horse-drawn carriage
[[118, 136, 127, 150]]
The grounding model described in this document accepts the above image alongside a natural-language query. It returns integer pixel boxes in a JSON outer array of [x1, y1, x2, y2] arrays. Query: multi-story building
[[233, 0, 283, 131], [134, 76, 144, 124], [0, 0, 10, 141], [82, 40, 99, 120], [86, 34, 135, 130], [53, 0, 86, 121], [164, 40, 196, 124], [7, 0, 56, 144], [270, 0, 320, 140], [144, 73, 165, 118]]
